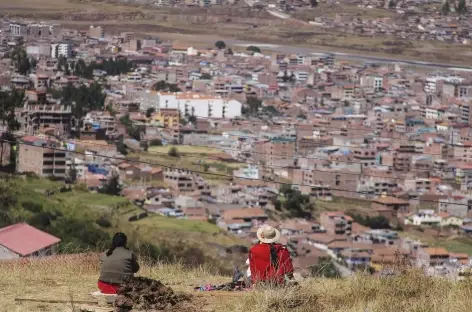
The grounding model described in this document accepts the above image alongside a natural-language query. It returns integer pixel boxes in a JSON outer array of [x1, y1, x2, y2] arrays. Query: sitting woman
[[98, 232, 140, 294], [249, 225, 294, 286]]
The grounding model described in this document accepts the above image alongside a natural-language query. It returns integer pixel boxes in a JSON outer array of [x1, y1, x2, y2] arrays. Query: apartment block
[[353, 147, 377, 169], [320, 211, 352, 235], [51, 42, 72, 59], [254, 137, 295, 167], [9, 22, 27, 36], [17, 137, 67, 180], [163, 168, 209, 194], [16, 104, 72, 134]]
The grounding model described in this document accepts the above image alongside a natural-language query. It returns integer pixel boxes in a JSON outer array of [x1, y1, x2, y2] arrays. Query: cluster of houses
[[3, 17, 472, 275]]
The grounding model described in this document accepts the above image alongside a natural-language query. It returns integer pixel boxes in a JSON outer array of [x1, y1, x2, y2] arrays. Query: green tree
[[116, 135, 128, 155], [388, 0, 396, 8], [0, 180, 19, 227], [457, 0, 467, 13], [215, 40, 226, 49], [0, 90, 21, 165], [227, 48, 233, 55], [68, 168, 78, 184], [57, 56, 69, 74], [168, 84, 181, 92], [349, 213, 391, 229], [30, 57, 37, 70], [74, 59, 88, 77], [146, 107, 156, 118], [57, 82, 106, 119], [442, 0, 450, 14], [152, 80, 168, 91], [188, 115, 197, 124], [149, 139, 162, 146], [278, 185, 315, 219], [11, 47, 30, 75], [168, 146, 180, 157], [246, 46, 261, 54], [151, 81, 181, 92], [73, 57, 134, 79], [245, 97, 262, 116], [101, 174, 121, 196], [201, 73, 212, 80], [309, 0, 318, 7], [263, 105, 279, 116]]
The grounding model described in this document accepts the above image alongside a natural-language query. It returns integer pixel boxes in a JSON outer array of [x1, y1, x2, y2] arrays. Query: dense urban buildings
[[2, 14, 472, 279]]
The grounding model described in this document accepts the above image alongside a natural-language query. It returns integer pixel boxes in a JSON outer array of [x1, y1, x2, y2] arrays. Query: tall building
[[9, 22, 27, 36], [139, 91, 242, 119], [17, 136, 68, 180], [16, 103, 73, 135], [51, 42, 72, 59], [88, 25, 104, 39], [254, 137, 296, 167]]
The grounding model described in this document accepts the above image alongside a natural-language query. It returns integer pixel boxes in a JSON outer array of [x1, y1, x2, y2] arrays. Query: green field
[[149, 145, 221, 155], [399, 231, 472, 255], [8, 176, 246, 272], [135, 145, 243, 183], [314, 196, 373, 217]]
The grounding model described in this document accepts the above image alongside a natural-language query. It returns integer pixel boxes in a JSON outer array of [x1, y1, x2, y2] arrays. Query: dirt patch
[[114, 277, 194, 312]]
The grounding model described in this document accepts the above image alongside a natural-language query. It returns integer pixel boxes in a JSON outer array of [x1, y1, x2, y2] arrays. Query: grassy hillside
[[1, 176, 247, 273], [2, 254, 472, 312]]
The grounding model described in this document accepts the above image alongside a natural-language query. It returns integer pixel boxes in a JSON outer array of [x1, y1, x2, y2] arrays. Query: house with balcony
[[371, 196, 410, 220], [16, 136, 67, 180], [416, 247, 450, 267], [340, 250, 372, 268], [319, 211, 353, 235], [310, 184, 333, 201], [217, 207, 268, 234], [404, 209, 441, 226]]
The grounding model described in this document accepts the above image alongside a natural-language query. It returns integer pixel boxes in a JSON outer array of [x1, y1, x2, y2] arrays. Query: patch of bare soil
[[114, 277, 195, 312]]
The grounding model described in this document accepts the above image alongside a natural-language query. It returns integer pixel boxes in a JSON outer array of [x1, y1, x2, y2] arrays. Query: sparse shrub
[[22, 200, 42, 213], [96, 216, 112, 228], [149, 139, 162, 146], [168, 147, 179, 158], [29, 212, 54, 229]]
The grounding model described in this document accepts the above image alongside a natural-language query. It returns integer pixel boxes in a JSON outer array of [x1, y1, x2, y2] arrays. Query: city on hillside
[[2, 17, 472, 281]]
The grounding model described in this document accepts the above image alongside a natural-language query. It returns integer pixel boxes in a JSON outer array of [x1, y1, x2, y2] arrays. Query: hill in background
[[0, 175, 247, 274]]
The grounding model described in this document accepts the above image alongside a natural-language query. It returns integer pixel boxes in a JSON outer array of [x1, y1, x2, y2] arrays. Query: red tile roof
[[0, 223, 61, 256]]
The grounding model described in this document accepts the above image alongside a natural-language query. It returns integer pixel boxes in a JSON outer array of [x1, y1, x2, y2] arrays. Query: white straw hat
[[256, 225, 281, 244]]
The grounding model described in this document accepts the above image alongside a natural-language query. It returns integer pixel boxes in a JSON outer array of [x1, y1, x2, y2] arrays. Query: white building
[[51, 42, 72, 59], [9, 22, 27, 36], [140, 91, 242, 119], [233, 165, 260, 180], [26, 44, 51, 57], [404, 209, 441, 226]]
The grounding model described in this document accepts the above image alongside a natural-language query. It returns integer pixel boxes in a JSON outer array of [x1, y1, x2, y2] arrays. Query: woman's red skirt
[[97, 280, 120, 294]]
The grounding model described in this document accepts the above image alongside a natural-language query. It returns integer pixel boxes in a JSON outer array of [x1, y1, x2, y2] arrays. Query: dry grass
[[2, 253, 472, 312]]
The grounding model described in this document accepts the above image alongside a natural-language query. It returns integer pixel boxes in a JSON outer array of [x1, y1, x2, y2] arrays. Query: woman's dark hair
[[106, 232, 128, 256], [269, 244, 279, 270]]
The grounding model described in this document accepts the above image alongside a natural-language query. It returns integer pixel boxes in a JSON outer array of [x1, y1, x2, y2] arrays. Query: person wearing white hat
[[248, 225, 294, 285]]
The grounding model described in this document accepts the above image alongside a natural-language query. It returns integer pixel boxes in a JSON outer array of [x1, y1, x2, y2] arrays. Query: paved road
[[226, 36, 472, 71], [201, 3, 472, 71]]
